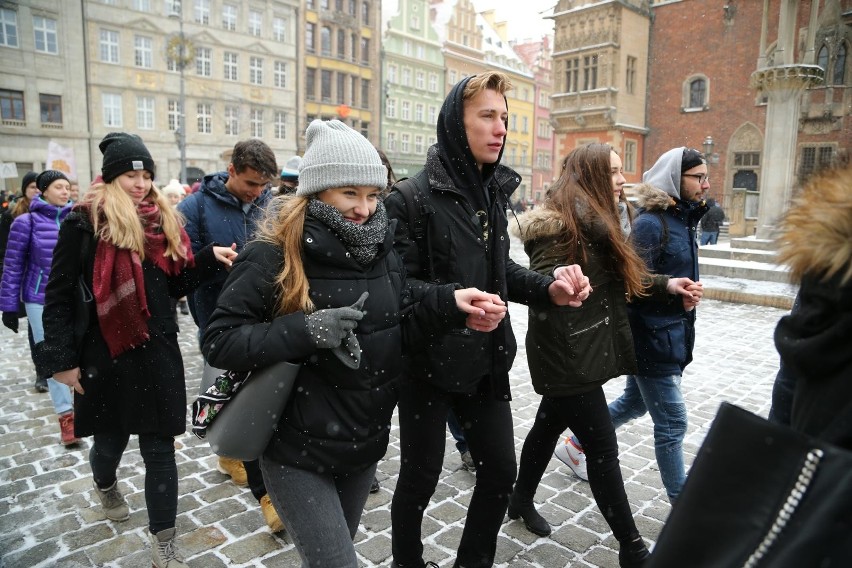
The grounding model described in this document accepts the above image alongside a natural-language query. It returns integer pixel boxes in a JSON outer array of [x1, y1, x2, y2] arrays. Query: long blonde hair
[[257, 194, 314, 315], [82, 179, 189, 261]]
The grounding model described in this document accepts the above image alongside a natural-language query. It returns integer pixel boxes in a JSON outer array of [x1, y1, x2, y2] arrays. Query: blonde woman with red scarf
[[37, 133, 236, 568]]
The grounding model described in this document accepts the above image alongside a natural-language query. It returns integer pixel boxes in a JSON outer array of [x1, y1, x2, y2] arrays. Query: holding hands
[[550, 265, 593, 307], [666, 277, 704, 311], [454, 288, 507, 333], [213, 243, 238, 269]]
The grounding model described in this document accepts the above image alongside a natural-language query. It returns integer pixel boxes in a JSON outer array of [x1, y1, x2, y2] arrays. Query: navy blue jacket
[[177, 172, 273, 330]]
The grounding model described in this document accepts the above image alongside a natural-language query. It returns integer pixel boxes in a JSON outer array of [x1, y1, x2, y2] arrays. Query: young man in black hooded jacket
[[384, 72, 592, 567]]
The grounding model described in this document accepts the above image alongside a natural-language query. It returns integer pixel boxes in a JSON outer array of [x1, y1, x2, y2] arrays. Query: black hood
[[436, 76, 507, 208]]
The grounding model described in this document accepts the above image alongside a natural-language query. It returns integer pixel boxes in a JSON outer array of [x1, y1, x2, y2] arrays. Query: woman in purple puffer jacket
[[0, 170, 76, 446]]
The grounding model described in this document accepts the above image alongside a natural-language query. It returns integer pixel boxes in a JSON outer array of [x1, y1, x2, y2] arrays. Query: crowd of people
[[4, 69, 846, 567]]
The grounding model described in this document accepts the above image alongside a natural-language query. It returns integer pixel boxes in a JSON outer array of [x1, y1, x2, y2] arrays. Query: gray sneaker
[[92, 480, 130, 521], [149, 527, 188, 568], [460, 451, 476, 472]]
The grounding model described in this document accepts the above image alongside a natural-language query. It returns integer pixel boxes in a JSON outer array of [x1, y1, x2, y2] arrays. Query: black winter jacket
[[202, 215, 450, 473]]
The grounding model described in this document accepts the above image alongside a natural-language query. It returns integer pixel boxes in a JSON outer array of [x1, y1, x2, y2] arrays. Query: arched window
[[834, 43, 847, 85], [689, 78, 706, 108], [817, 44, 829, 72]]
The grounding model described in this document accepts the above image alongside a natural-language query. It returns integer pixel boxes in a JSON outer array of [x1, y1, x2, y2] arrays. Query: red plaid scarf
[[93, 199, 194, 357]]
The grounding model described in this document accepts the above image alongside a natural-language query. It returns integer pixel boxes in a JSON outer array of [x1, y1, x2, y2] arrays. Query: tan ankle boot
[[149, 527, 188, 568]]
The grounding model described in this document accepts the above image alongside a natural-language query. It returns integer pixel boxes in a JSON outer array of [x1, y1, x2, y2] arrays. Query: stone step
[[700, 274, 797, 310], [699, 256, 790, 283], [729, 236, 777, 251], [699, 245, 778, 264]]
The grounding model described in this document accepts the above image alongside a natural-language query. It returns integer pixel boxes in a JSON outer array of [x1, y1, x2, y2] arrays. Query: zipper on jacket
[[568, 317, 609, 337], [33, 269, 44, 295]]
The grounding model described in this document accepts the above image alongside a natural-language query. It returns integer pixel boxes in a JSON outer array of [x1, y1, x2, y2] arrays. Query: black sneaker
[[460, 451, 476, 472], [34, 377, 49, 393], [369, 477, 380, 493]]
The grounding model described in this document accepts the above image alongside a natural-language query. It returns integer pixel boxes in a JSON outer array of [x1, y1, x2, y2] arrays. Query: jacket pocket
[[632, 315, 687, 364], [421, 327, 489, 392]]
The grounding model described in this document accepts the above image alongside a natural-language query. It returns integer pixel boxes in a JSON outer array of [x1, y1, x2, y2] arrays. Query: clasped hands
[[666, 277, 704, 311]]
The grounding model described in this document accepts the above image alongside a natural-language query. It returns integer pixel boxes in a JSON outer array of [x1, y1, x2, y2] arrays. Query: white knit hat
[[296, 120, 387, 196], [161, 178, 185, 197]]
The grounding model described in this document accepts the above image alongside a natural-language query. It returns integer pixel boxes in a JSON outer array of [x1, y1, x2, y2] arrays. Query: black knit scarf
[[307, 198, 388, 265]]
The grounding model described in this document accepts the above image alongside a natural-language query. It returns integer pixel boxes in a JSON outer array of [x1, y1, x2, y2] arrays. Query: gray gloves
[[305, 292, 368, 369]]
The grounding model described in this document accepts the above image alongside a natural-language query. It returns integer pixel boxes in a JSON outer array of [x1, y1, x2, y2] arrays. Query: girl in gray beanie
[[200, 119, 500, 566]]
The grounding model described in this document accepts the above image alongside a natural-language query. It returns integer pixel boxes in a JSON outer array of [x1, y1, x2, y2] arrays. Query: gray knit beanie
[[296, 120, 387, 197]]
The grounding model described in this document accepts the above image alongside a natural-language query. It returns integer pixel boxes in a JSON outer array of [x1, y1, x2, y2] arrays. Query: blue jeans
[[25, 302, 73, 415], [700, 231, 719, 245], [608, 374, 687, 500], [260, 457, 376, 567], [447, 410, 469, 455]]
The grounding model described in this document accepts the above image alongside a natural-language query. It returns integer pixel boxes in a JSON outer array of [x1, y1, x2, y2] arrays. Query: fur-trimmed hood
[[776, 165, 852, 285], [510, 207, 563, 242], [632, 182, 677, 212]]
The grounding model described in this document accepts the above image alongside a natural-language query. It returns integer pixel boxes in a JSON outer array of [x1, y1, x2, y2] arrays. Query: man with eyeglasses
[[177, 138, 283, 532], [606, 147, 709, 503]]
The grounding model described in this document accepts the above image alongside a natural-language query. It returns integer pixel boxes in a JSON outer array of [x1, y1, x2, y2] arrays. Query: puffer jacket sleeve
[[177, 193, 204, 254], [506, 256, 553, 308], [631, 214, 665, 271], [201, 241, 317, 373], [0, 214, 32, 313]]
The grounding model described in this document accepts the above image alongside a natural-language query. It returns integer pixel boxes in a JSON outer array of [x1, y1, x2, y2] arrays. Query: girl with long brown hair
[[508, 143, 696, 567]]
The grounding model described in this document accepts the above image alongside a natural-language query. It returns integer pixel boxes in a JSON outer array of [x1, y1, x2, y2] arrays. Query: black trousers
[[514, 388, 638, 542], [90, 431, 177, 533], [244, 459, 267, 501], [391, 376, 516, 568]]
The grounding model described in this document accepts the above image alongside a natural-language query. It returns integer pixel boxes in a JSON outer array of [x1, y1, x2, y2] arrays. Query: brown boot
[[58, 412, 80, 446], [216, 456, 248, 486], [260, 494, 284, 532]]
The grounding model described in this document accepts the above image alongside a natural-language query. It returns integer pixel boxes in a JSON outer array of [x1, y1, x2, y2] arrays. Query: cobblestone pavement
[[0, 238, 788, 567]]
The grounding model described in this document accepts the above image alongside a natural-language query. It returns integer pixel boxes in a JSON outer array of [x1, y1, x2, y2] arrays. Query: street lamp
[[168, 6, 190, 184], [703, 135, 719, 165]]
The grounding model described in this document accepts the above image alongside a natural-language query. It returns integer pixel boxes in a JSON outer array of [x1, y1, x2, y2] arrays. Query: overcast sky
[[382, 0, 556, 41]]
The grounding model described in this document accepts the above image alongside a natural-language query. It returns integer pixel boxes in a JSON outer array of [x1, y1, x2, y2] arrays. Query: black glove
[[2, 312, 19, 333]]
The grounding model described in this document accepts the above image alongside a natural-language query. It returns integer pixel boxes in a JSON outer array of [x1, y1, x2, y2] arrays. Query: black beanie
[[21, 171, 39, 195], [35, 170, 70, 193], [99, 132, 156, 183], [681, 148, 706, 173]]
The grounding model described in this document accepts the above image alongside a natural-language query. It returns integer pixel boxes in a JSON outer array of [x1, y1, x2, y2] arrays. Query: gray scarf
[[307, 198, 388, 265]]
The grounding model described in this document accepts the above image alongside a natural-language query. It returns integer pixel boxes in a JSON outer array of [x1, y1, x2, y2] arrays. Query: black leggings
[[90, 431, 178, 533], [514, 388, 638, 542]]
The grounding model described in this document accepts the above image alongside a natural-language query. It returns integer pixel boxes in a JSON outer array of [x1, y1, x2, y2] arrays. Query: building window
[[386, 131, 396, 152], [361, 38, 369, 64], [197, 102, 211, 134], [33, 16, 58, 54], [624, 140, 636, 173], [222, 4, 237, 31], [224, 105, 239, 135], [565, 58, 579, 93], [348, 0, 356, 16], [410, 15, 420, 30], [415, 103, 424, 123], [306, 67, 316, 100], [350, 76, 358, 106], [321, 69, 332, 102], [428, 73, 437, 92], [428, 105, 437, 124], [321, 26, 331, 56], [537, 119, 550, 138], [102, 93, 123, 127], [733, 152, 760, 167], [401, 67, 411, 87], [40, 93, 62, 125], [385, 98, 396, 118], [799, 145, 834, 182], [274, 61, 287, 88], [387, 64, 397, 83], [273, 17, 286, 41], [274, 111, 286, 139], [337, 28, 345, 59], [817, 44, 829, 73], [403, 40, 411, 56], [224, 52, 238, 81], [136, 95, 153, 129], [521, 116, 528, 134], [361, 1, 369, 24], [1, 89, 25, 122], [165, 0, 180, 16], [249, 10, 262, 36], [538, 90, 549, 108], [415, 71, 425, 90], [582, 54, 598, 90], [361, 79, 370, 110], [416, 45, 424, 59], [168, 98, 181, 131], [132, 0, 151, 10], [626, 56, 636, 95], [689, 78, 706, 108], [100, 29, 120, 63], [249, 56, 263, 85], [401, 100, 410, 121], [196, 47, 211, 77], [134, 35, 152, 68], [401, 133, 410, 153], [306, 23, 315, 53], [510, 115, 517, 131], [250, 108, 263, 138], [835, 43, 847, 85], [350, 33, 357, 62], [449, 70, 457, 86], [415, 135, 424, 154], [0, 8, 18, 48], [337, 73, 345, 103], [194, 0, 210, 24]]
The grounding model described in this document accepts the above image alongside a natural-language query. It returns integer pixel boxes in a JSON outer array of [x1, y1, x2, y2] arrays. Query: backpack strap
[[392, 170, 435, 282]]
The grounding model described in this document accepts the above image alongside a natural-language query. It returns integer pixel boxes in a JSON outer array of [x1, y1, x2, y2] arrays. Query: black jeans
[[391, 377, 516, 568], [514, 388, 638, 542], [90, 431, 177, 533], [244, 459, 267, 501]]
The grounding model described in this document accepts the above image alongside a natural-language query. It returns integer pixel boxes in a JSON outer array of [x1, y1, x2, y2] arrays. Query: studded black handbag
[[647, 402, 852, 567]]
